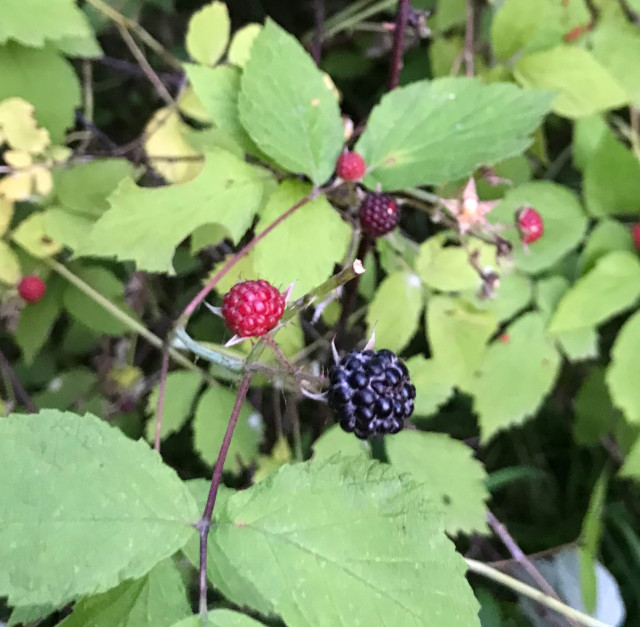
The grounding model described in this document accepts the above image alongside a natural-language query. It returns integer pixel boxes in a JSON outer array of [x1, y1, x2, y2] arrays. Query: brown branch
[[464, 0, 475, 77], [312, 0, 325, 65], [387, 0, 411, 90]]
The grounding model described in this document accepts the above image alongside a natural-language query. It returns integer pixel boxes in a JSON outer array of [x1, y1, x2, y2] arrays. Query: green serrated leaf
[[581, 220, 636, 273], [238, 19, 344, 184], [193, 386, 262, 472], [32, 367, 96, 410], [548, 252, 640, 333], [58, 558, 191, 627], [0, 0, 95, 49], [366, 271, 423, 353], [81, 149, 269, 273], [248, 179, 351, 299], [228, 24, 261, 68], [405, 355, 454, 417], [312, 424, 371, 460], [0, 43, 81, 142], [469, 313, 561, 440], [54, 158, 134, 218], [573, 115, 608, 171], [514, 45, 628, 119], [386, 431, 488, 535], [556, 327, 599, 362], [427, 295, 498, 385], [606, 310, 640, 424], [489, 182, 587, 274], [356, 78, 551, 190], [415, 234, 495, 293], [145, 371, 202, 442], [41, 207, 93, 251], [185, 64, 259, 155], [186, 2, 230, 66], [0, 410, 198, 607], [465, 271, 533, 323], [620, 437, 640, 479], [12, 212, 62, 258], [171, 609, 266, 627], [583, 128, 640, 216], [198, 456, 481, 626]]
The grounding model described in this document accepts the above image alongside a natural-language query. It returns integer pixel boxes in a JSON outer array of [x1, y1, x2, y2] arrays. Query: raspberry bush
[[0, 1, 639, 626]]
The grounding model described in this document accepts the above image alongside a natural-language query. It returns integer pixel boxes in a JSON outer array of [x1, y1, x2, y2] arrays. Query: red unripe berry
[[18, 275, 46, 303], [221, 279, 285, 337], [336, 151, 366, 182], [632, 223, 640, 252], [517, 206, 544, 244], [359, 193, 399, 237]]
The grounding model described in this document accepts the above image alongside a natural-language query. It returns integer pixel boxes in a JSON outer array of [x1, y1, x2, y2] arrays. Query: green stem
[[45, 258, 216, 384], [465, 558, 609, 627]]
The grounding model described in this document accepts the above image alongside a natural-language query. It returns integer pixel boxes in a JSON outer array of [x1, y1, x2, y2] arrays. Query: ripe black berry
[[327, 349, 416, 439], [359, 193, 399, 237]]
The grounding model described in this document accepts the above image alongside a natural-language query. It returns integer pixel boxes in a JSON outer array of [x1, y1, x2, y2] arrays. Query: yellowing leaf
[[4, 149, 32, 168], [0, 197, 14, 236], [177, 87, 210, 123], [144, 108, 203, 184], [0, 97, 49, 153], [11, 212, 61, 258], [0, 171, 32, 201], [186, 1, 230, 66], [228, 23, 261, 67], [33, 165, 53, 196], [0, 241, 20, 285]]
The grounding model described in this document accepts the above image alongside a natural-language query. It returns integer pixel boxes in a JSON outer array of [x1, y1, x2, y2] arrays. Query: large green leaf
[[0, 43, 81, 142], [171, 610, 266, 627], [469, 313, 561, 440], [355, 78, 551, 190], [580, 220, 636, 273], [0, 0, 95, 49], [620, 438, 640, 480], [489, 182, 587, 274], [238, 19, 344, 184], [548, 252, 640, 333], [465, 270, 533, 323], [386, 431, 488, 535], [81, 149, 269, 273], [312, 424, 371, 460], [405, 355, 454, 417], [366, 271, 423, 353], [185, 64, 258, 154], [58, 559, 191, 627], [145, 371, 202, 442], [606, 310, 640, 424], [196, 457, 480, 626], [0, 410, 198, 607], [514, 45, 628, 118], [427, 295, 498, 385], [246, 180, 351, 299], [583, 128, 640, 216], [193, 386, 263, 472]]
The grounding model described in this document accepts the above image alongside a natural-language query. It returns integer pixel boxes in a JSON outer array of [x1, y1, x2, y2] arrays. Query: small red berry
[[517, 206, 544, 244], [18, 275, 46, 303], [632, 223, 640, 252], [221, 279, 285, 337], [336, 151, 366, 182], [359, 193, 399, 237]]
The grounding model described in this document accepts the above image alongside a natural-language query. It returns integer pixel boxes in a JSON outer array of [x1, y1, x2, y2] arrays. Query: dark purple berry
[[359, 193, 399, 237]]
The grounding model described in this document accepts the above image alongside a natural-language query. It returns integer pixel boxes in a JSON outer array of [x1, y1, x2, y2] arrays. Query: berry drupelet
[[328, 349, 416, 439], [335, 151, 366, 182], [516, 206, 544, 244], [18, 275, 46, 303], [221, 280, 285, 337], [632, 223, 640, 252], [359, 193, 399, 238]]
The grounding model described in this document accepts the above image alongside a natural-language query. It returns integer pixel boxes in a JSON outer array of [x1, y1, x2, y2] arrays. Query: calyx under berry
[[221, 279, 285, 338], [516, 206, 544, 244]]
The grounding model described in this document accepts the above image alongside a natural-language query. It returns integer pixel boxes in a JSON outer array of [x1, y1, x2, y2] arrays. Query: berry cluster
[[328, 349, 415, 439], [221, 280, 285, 337], [359, 193, 399, 238]]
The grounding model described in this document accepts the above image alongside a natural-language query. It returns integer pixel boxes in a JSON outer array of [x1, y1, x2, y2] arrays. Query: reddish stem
[[387, 0, 411, 90], [153, 348, 170, 452], [197, 374, 252, 622]]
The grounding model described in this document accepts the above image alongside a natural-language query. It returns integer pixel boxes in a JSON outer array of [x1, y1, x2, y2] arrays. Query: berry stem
[[197, 373, 253, 624], [336, 236, 371, 343], [311, 0, 325, 64], [464, 0, 475, 77], [387, 0, 411, 90]]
